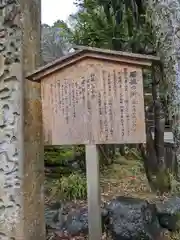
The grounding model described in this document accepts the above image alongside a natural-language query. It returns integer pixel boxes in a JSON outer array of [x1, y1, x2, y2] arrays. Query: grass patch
[[45, 172, 87, 202], [45, 155, 180, 239]]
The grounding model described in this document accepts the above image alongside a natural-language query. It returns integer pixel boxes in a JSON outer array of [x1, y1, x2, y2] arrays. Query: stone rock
[[45, 202, 65, 230], [45, 197, 173, 239], [156, 196, 180, 231], [104, 196, 165, 240], [45, 203, 107, 237], [63, 207, 89, 236], [63, 207, 107, 236]]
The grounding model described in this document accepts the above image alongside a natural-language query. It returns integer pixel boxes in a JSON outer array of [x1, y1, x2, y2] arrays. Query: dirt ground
[[45, 156, 180, 240]]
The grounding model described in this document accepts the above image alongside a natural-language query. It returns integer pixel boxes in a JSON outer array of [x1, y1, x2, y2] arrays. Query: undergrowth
[[45, 147, 180, 239], [45, 172, 87, 201]]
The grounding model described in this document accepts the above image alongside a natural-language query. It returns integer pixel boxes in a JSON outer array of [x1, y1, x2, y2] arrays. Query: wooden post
[[86, 145, 102, 240], [0, 1, 45, 239], [22, 0, 45, 239], [25, 43, 149, 240]]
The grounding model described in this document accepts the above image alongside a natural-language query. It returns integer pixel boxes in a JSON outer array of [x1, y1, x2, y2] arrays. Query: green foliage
[[58, 0, 157, 101], [44, 146, 74, 165], [51, 0, 157, 95], [41, 23, 70, 65], [74, 145, 86, 170], [74, 145, 85, 157], [149, 169, 171, 193], [47, 173, 87, 200], [126, 147, 144, 161], [60, 0, 155, 54], [43, 1, 171, 197], [170, 174, 180, 195]]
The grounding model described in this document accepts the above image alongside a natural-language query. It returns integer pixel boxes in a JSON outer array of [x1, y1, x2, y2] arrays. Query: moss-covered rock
[[156, 196, 180, 231]]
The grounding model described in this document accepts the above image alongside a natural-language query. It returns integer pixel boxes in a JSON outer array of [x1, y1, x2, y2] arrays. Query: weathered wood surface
[[41, 58, 146, 145], [0, 1, 45, 239], [22, 0, 45, 239], [86, 145, 102, 240], [27, 45, 160, 82]]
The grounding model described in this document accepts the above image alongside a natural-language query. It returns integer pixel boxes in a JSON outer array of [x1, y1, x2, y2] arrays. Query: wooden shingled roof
[[26, 45, 160, 82]]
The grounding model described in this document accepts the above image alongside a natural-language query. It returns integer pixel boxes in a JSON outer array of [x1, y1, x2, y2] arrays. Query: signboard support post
[[26, 45, 157, 240], [86, 145, 102, 240]]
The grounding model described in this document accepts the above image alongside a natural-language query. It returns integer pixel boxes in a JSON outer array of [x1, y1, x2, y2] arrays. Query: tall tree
[[63, 0, 172, 190], [68, 0, 155, 54], [147, 0, 180, 179], [41, 22, 70, 64]]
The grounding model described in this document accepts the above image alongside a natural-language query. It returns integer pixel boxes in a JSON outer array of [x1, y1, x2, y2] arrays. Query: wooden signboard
[[27, 46, 160, 240], [41, 58, 145, 145]]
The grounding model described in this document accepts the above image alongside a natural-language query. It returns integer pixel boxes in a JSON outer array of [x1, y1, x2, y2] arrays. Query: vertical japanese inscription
[[47, 61, 145, 145], [113, 70, 117, 98], [108, 72, 113, 137], [118, 71, 125, 138], [50, 83, 55, 128], [54, 82, 58, 114], [72, 80, 76, 118], [87, 74, 92, 141], [90, 73, 96, 98], [130, 71, 137, 132], [58, 80, 61, 111], [64, 79, 69, 124], [98, 92, 103, 134], [61, 81, 65, 116], [102, 70, 108, 140], [82, 77, 86, 105], [124, 68, 130, 136]]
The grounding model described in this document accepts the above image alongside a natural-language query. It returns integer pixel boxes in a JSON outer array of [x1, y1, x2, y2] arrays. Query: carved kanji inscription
[[41, 58, 146, 145]]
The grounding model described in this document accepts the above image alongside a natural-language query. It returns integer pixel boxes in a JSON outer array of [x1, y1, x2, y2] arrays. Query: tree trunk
[[141, 64, 171, 193], [152, 64, 165, 169], [147, 0, 180, 179]]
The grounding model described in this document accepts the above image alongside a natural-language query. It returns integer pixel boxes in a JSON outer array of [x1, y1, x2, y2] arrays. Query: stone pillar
[[0, 1, 45, 239]]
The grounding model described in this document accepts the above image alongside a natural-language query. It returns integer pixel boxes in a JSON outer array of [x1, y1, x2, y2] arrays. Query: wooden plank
[[41, 58, 146, 145], [86, 145, 102, 240], [27, 53, 153, 82], [26, 47, 160, 82], [21, 0, 45, 239], [74, 45, 160, 62]]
